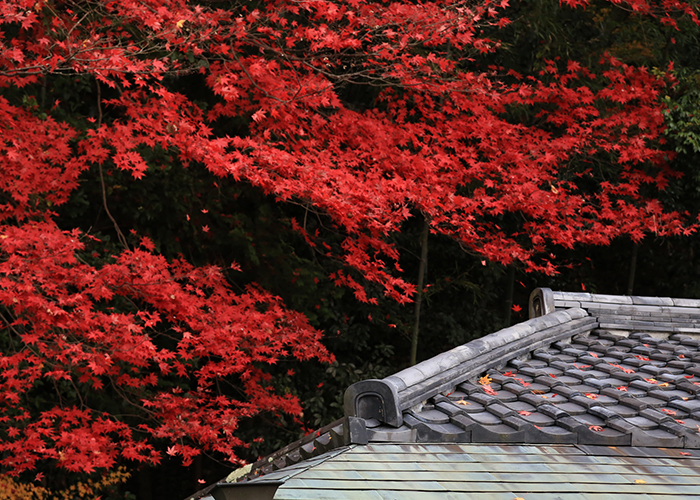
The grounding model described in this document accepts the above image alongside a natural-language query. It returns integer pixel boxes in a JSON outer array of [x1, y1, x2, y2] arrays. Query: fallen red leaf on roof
[[589, 425, 604, 432], [483, 385, 498, 396]]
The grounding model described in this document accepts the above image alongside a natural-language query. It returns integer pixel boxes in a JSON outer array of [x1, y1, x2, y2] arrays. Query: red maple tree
[[0, 0, 697, 475]]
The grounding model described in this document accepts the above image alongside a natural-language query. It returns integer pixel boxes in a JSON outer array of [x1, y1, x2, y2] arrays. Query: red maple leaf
[[483, 385, 498, 396]]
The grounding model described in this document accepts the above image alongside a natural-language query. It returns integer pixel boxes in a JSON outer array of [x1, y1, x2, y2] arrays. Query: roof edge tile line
[[223, 416, 367, 487], [243, 446, 354, 485], [344, 310, 596, 427]]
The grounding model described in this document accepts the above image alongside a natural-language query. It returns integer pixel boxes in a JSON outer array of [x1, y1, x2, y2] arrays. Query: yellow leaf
[[176, 19, 186, 28], [635, 479, 646, 484], [479, 375, 493, 386], [456, 400, 471, 406]]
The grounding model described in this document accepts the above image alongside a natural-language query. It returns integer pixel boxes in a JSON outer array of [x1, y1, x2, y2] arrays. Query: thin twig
[[96, 79, 129, 250], [96, 78, 103, 127]]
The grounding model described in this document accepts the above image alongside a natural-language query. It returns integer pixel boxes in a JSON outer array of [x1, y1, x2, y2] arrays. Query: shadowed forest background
[[1, 0, 700, 497]]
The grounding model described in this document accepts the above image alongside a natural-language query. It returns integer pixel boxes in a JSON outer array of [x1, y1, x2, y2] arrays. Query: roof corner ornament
[[343, 379, 402, 427], [529, 288, 555, 318]]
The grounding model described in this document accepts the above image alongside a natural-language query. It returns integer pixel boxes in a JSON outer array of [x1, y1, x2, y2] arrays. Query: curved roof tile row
[[388, 330, 700, 449]]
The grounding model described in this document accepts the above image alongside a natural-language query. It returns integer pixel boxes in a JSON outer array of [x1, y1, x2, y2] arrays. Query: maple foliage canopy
[[0, 0, 698, 476]]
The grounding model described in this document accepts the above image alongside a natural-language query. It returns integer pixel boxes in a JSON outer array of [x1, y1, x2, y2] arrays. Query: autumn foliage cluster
[[0, 0, 698, 485]]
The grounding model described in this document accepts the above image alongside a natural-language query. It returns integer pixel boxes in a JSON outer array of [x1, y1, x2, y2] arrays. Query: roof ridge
[[345, 306, 597, 427], [533, 288, 700, 334]]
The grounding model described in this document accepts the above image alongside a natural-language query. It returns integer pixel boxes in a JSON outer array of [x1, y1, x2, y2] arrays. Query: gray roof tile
[[604, 404, 638, 418], [408, 408, 450, 424], [502, 401, 536, 412], [636, 395, 667, 407], [668, 398, 700, 412], [466, 411, 501, 425], [556, 402, 588, 415]]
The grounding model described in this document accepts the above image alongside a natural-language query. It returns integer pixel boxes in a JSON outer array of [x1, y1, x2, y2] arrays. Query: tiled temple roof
[[189, 289, 700, 500]]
